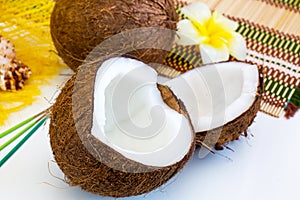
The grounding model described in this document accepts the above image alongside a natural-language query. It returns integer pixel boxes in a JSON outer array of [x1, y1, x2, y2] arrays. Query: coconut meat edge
[[164, 61, 259, 132], [91, 57, 193, 167]]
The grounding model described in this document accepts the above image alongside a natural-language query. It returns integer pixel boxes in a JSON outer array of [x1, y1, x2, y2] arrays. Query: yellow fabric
[[0, 0, 67, 126]]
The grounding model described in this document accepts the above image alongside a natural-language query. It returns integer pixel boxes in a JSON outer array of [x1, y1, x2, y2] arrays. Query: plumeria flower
[[176, 2, 247, 64]]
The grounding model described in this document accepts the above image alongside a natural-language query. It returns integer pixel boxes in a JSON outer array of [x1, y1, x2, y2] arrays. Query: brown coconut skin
[[49, 60, 195, 197], [50, 0, 178, 71], [195, 74, 263, 150]]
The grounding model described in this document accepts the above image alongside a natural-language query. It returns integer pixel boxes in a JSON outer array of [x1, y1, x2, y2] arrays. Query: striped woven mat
[[159, 0, 300, 118], [259, 0, 300, 12]]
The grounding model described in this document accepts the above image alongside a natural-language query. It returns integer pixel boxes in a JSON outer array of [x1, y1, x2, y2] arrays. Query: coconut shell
[[49, 58, 195, 197], [50, 0, 178, 71], [195, 75, 263, 150]]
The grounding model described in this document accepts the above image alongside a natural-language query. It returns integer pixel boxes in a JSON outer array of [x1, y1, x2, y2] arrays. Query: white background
[[1, 74, 300, 200]]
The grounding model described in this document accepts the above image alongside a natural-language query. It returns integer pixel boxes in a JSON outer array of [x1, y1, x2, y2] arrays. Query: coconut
[[49, 56, 195, 197], [164, 61, 262, 149], [50, 0, 178, 71]]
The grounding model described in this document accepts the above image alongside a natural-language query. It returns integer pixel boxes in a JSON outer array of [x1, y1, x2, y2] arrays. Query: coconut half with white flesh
[[49, 56, 195, 198], [164, 61, 262, 149]]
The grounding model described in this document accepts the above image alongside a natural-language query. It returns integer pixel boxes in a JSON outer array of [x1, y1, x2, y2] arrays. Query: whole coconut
[[50, 0, 178, 71]]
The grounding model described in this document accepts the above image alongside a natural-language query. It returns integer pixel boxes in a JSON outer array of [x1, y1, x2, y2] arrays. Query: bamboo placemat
[[196, 0, 300, 35], [159, 0, 300, 118], [259, 0, 300, 12]]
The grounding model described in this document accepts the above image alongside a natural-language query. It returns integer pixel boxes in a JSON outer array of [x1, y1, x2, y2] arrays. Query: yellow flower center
[[190, 13, 235, 49]]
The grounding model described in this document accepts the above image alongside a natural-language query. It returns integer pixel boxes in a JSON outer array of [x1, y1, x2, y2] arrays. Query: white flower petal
[[228, 32, 247, 61], [212, 11, 238, 32], [200, 43, 229, 64], [181, 2, 211, 24], [176, 19, 204, 45]]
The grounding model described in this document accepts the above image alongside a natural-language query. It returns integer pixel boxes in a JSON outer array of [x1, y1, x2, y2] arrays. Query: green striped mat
[[260, 0, 300, 11], [160, 3, 300, 118]]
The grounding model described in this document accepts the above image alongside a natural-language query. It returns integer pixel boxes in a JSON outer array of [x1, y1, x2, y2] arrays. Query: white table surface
[[1, 72, 300, 200]]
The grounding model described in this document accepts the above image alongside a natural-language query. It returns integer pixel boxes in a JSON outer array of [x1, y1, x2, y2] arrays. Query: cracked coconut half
[[163, 61, 262, 149], [50, 56, 261, 197], [0, 35, 31, 91], [50, 56, 196, 198]]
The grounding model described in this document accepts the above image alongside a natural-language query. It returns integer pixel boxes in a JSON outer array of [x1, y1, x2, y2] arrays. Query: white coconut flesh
[[91, 57, 193, 167], [163, 61, 259, 132]]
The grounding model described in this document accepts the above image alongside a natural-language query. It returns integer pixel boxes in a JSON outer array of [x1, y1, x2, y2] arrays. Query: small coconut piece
[[50, 0, 178, 71], [164, 61, 262, 149], [49, 56, 195, 197]]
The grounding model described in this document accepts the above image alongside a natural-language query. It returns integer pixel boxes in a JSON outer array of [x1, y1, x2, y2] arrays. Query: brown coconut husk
[[195, 75, 263, 150], [49, 57, 195, 198], [50, 0, 178, 71], [160, 56, 263, 150]]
